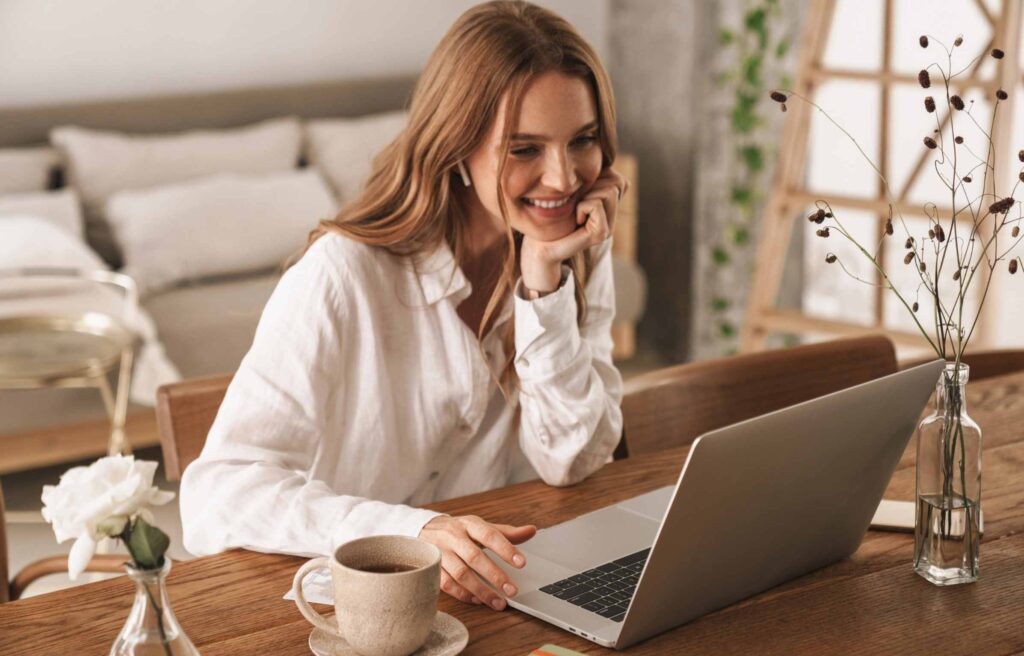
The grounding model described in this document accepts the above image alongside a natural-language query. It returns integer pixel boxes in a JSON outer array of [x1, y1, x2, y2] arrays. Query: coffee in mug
[[292, 535, 441, 656]]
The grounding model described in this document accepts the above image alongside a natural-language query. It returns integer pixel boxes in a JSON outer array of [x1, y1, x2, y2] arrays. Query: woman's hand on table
[[419, 515, 537, 610]]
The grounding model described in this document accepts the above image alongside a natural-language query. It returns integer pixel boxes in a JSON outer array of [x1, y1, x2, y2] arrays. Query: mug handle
[[292, 557, 345, 638]]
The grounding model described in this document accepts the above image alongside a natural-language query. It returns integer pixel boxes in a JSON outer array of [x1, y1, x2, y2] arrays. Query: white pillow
[[51, 117, 303, 266], [0, 146, 61, 193], [0, 188, 84, 238], [106, 170, 336, 295], [304, 111, 408, 204]]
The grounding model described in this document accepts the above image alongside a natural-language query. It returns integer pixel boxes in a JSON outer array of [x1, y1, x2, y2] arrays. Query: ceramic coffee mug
[[292, 535, 442, 656]]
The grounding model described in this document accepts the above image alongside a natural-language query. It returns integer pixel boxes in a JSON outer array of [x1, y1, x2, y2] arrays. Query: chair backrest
[[0, 481, 9, 603], [155, 373, 232, 481], [621, 335, 898, 457], [902, 349, 1024, 382]]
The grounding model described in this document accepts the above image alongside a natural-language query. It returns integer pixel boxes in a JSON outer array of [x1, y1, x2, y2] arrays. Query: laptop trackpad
[[522, 501, 662, 571]]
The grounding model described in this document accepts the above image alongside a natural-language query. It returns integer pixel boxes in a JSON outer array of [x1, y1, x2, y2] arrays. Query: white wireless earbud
[[457, 160, 472, 187]]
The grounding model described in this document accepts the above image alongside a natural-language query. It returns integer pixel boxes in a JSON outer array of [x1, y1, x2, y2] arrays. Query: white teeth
[[524, 196, 571, 209]]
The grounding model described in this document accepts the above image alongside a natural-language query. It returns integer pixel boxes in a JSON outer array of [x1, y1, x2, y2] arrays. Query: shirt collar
[[413, 241, 515, 329], [415, 240, 470, 305]]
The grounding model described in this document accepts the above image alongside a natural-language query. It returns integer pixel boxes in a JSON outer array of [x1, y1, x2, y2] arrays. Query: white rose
[[41, 455, 175, 580]]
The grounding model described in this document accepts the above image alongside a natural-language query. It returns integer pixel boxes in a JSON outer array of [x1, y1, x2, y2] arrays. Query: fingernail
[[503, 583, 517, 596], [491, 598, 506, 610], [513, 554, 525, 567]]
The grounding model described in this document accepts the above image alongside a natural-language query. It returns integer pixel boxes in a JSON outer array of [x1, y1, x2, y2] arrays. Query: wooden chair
[[901, 349, 1024, 382], [620, 335, 899, 457], [155, 373, 232, 481], [1, 481, 124, 602]]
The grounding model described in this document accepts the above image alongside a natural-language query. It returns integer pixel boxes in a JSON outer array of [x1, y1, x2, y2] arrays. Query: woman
[[180, 0, 628, 613]]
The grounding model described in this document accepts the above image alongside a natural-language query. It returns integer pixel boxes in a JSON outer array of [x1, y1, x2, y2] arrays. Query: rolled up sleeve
[[513, 241, 624, 486]]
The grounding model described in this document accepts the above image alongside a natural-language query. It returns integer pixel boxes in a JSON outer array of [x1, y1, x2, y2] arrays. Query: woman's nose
[[540, 148, 578, 192]]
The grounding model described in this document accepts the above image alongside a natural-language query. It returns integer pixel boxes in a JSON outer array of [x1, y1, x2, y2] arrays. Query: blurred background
[[2, 0, 1023, 597]]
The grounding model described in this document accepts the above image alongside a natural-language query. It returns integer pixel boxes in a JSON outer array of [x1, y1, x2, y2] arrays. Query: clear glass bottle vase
[[913, 362, 982, 586], [110, 559, 200, 655]]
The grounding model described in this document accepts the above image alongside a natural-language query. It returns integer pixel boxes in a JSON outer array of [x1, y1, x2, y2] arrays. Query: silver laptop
[[492, 360, 943, 649]]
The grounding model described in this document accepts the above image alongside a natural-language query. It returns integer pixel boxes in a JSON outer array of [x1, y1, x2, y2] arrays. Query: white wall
[[0, 0, 608, 107], [802, 0, 1023, 349]]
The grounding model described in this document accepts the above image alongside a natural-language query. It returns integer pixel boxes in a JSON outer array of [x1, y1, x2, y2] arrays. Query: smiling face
[[463, 70, 604, 243]]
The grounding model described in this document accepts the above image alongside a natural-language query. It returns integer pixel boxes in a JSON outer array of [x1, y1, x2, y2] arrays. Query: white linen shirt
[[180, 231, 623, 558]]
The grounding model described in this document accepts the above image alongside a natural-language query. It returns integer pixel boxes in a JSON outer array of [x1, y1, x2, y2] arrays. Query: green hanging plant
[[706, 0, 792, 355]]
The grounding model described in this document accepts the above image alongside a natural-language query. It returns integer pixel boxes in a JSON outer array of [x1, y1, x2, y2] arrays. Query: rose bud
[[912, 302, 919, 312], [953, 269, 961, 280], [825, 253, 837, 264], [951, 95, 965, 110], [920, 261, 927, 272], [919, 35, 929, 48], [993, 48, 1005, 59], [905, 237, 915, 249], [924, 136, 938, 149], [934, 225, 946, 242], [955, 136, 964, 144], [1011, 259, 1019, 274], [770, 91, 787, 103], [885, 218, 894, 235], [924, 96, 936, 112], [1013, 226, 1021, 238], [904, 252, 915, 265], [963, 176, 972, 183], [954, 36, 963, 46], [918, 69, 931, 88], [816, 228, 830, 238], [997, 89, 1009, 100]]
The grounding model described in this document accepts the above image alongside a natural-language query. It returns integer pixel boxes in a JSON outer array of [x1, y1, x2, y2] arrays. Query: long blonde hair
[[303, 0, 618, 391]]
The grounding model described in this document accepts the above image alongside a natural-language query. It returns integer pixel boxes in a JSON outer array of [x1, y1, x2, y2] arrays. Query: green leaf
[[745, 7, 766, 32], [775, 37, 791, 59], [731, 106, 759, 133], [731, 186, 752, 204], [712, 246, 731, 265], [740, 145, 764, 172], [718, 29, 734, 45], [719, 321, 736, 338], [731, 225, 751, 245], [126, 517, 170, 570], [742, 54, 763, 87], [744, 8, 768, 49], [711, 297, 731, 311]]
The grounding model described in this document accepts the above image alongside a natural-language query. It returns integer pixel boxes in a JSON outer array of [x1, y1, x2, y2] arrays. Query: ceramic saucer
[[308, 611, 468, 656]]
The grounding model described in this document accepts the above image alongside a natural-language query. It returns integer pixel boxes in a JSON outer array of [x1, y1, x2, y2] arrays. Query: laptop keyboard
[[537, 548, 650, 623]]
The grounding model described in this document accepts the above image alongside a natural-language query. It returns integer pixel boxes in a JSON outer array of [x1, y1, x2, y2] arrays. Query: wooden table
[[4, 371, 1024, 655]]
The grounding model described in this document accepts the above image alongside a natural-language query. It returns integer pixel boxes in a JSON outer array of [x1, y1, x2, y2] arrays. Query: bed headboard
[[0, 75, 419, 148]]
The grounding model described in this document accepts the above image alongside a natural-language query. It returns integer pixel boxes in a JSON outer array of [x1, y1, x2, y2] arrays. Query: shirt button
[[429, 471, 440, 480]]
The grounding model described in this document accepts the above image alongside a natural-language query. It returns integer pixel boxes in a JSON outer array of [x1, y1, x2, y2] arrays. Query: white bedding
[[0, 216, 181, 405]]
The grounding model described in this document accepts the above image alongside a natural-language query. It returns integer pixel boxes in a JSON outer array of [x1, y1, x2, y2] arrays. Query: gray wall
[[609, 0, 706, 362]]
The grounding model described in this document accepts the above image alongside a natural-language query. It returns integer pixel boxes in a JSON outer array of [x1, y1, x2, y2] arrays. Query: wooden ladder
[[740, 0, 1023, 352]]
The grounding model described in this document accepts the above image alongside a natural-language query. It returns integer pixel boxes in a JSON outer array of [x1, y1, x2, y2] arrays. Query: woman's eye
[[510, 136, 597, 158]]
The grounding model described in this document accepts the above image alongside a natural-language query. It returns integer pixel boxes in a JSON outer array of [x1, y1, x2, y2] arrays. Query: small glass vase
[[913, 362, 982, 586], [110, 559, 200, 655]]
